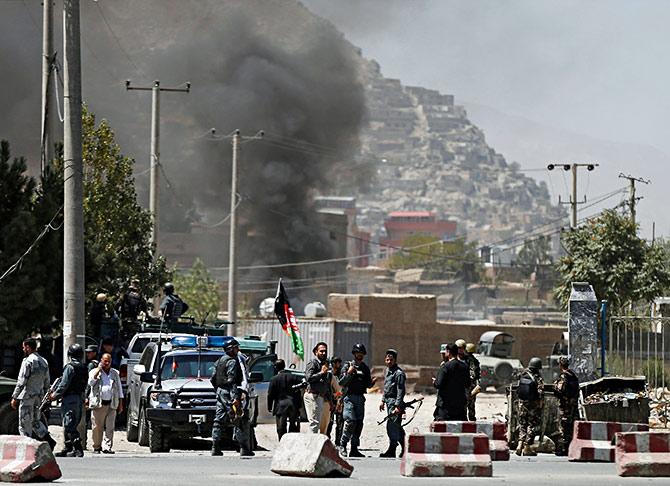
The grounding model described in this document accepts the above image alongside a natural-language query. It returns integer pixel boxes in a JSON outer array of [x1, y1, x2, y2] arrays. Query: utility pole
[[125, 80, 190, 253], [206, 129, 263, 336], [547, 163, 598, 228], [227, 130, 240, 336], [618, 173, 650, 227], [41, 0, 56, 174], [62, 0, 85, 356]]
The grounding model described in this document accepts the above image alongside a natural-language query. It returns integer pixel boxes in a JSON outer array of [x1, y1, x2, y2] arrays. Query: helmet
[[455, 339, 466, 348], [67, 343, 84, 360], [528, 357, 543, 370], [465, 343, 476, 353], [352, 343, 367, 355], [163, 282, 175, 294], [96, 293, 107, 302], [85, 345, 98, 354], [558, 356, 570, 368], [223, 338, 240, 351]]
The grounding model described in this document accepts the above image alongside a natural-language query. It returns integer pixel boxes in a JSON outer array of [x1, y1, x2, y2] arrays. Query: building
[[380, 211, 457, 251], [314, 196, 371, 267]]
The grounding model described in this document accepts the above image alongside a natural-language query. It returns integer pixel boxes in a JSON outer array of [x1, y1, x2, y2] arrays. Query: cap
[[385, 348, 398, 359], [440, 343, 448, 353]]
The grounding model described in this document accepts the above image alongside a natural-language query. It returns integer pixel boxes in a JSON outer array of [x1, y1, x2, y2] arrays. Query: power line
[[95, 2, 143, 76], [0, 205, 64, 283]]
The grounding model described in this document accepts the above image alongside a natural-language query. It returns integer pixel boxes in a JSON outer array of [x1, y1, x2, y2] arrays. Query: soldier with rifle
[[379, 349, 407, 458]]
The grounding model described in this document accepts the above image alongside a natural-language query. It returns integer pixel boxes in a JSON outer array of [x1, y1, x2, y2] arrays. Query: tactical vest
[[64, 361, 88, 395], [214, 355, 242, 389], [563, 370, 580, 398]]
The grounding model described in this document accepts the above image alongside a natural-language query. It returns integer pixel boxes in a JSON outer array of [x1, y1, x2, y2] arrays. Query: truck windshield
[[160, 354, 221, 380]]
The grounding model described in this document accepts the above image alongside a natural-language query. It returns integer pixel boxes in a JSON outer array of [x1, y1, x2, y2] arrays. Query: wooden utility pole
[[618, 173, 650, 227]]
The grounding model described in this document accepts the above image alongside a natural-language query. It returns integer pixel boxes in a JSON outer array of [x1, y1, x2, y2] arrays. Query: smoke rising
[[0, 1, 366, 292]]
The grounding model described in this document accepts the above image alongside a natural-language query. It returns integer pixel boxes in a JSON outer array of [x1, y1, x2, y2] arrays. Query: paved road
[[55, 453, 668, 485]]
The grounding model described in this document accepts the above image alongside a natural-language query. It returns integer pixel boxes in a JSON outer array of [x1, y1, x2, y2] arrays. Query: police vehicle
[[126, 335, 277, 452]]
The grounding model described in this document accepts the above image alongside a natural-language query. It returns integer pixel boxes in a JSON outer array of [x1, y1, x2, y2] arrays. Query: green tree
[[172, 258, 221, 323], [554, 210, 670, 312], [388, 234, 481, 282], [517, 235, 553, 277], [78, 107, 169, 303]]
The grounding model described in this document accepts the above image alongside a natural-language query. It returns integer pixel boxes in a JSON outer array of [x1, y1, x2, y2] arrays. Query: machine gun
[[377, 397, 424, 426], [39, 377, 61, 417]]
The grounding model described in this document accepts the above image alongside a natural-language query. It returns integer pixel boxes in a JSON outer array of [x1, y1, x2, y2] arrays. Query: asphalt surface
[[54, 453, 669, 485]]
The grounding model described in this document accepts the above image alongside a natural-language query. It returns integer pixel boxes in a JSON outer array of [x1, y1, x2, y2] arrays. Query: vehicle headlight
[[150, 391, 174, 408]]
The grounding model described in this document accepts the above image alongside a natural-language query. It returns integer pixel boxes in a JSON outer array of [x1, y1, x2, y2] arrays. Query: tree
[[172, 258, 221, 323], [78, 107, 169, 303], [554, 209, 670, 312], [388, 234, 481, 282], [517, 235, 553, 278]]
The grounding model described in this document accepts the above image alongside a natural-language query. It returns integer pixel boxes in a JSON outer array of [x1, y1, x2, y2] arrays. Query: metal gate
[[608, 316, 670, 398]]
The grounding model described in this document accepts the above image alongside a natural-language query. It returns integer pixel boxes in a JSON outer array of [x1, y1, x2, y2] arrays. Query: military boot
[[379, 443, 397, 458], [68, 440, 84, 457], [54, 441, 73, 457], [515, 442, 524, 456], [240, 448, 255, 457], [399, 441, 405, 458], [348, 447, 365, 458], [211, 440, 223, 456], [338, 445, 347, 457]]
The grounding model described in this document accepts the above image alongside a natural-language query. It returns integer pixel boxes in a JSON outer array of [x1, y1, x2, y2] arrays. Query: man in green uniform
[[516, 357, 544, 456], [553, 356, 580, 456]]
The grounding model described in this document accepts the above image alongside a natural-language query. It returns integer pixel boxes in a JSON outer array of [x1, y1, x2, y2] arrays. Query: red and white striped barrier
[[568, 421, 649, 462], [615, 431, 670, 477], [401, 432, 492, 477], [430, 421, 509, 461], [0, 435, 61, 482]]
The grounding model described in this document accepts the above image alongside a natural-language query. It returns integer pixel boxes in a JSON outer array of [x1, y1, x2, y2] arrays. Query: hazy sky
[[304, 0, 670, 154]]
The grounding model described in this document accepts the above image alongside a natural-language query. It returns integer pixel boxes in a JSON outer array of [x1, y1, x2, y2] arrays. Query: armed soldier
[[338, 344, 374, 458], [10, 338, 56, 449], [516, 357, 545, 456], [210, 339, 253, 457], [159, 282, 189, 325], [379, 349, 406, 458], [553, 356, 580, 456], [304, 342, 332, 434], [50, 344, 88, 457], [464, 342, 481, 421]]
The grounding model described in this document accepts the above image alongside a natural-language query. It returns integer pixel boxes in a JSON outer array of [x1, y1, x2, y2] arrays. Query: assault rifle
[[377, 396, 424, 426], [39, 377, 61, 415]]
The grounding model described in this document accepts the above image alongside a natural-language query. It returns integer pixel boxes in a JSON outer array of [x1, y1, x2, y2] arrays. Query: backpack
[[564, 371, 580, 398], [517, 372, 539, 401]]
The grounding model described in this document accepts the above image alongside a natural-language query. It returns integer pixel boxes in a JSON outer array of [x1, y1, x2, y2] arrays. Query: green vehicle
[[0, 375, 19, 435]]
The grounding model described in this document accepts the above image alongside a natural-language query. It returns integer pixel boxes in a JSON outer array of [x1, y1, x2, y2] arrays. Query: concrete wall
[[328, 293, 565, 367]]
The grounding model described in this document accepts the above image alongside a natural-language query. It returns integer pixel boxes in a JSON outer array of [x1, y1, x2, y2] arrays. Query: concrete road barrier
[[401, 432, 492, 477], [615, 431, 670, 477], [430, 420, 509, 460], [270, 433, 353, 478], [0, 435, 61, 482], [568, 421, 649, 462]]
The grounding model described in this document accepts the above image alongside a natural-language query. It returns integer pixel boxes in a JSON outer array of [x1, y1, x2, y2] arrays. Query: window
[[139, 346, 155, 369], [250, 357, 276, 382], [160, 354, 221, 380]]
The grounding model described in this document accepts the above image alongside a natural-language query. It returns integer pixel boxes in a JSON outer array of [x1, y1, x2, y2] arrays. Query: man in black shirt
[[433, 343, 470, 421], [338, 344, 374, 458], [267, 359, 302, 440]]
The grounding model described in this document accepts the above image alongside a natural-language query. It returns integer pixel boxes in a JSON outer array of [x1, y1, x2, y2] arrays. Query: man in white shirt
[[88, 353, 124, 453]]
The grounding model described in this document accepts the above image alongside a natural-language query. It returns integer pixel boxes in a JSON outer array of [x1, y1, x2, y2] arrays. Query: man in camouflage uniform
[[210, 339, 252, 457], [380, 349, 406, 458], [553, 356, 580, 456], [464, 343, 481, 421], [50, 344, 88, 457], [11, 338, 55, 448], [516, 357, 544, 456]]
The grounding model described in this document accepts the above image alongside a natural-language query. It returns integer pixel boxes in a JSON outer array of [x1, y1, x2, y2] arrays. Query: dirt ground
[[48, 391, 508, 454]]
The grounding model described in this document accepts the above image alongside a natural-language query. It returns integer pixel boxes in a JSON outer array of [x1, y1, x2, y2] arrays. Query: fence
[[608, 316, 670, 397]]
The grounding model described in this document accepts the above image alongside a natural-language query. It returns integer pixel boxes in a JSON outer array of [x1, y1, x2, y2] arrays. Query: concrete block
[[401, 432, 492, 477], [616, 431, 670, 477], [568, 421, 649, 462], [0, 435, 61, 482], [270, 433, 353, 478]]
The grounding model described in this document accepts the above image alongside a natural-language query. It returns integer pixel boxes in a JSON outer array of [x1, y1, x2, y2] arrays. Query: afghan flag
[[274, 279, 304, 360]]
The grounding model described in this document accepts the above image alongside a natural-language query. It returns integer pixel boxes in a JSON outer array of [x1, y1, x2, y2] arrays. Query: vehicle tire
[[126, 410, 139, 442], [138, 407, 149, 447], [0, 402, 19, 435], [148, 422, 168, 453], [494, 362, 514, 382]]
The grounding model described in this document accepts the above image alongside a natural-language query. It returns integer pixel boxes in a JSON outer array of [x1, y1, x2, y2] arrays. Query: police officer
[[464, 342, 481, 421], [379, 349, 406, 458], [210, 339, 252, 457], [516, 357, 545, 456], [50, 344, 88, 457], [553, 356, 579, 456], [10, 338, 56, 449], [159, 282, 189, 325], [433, 343, 470, 421], [116, 279, 147, 342], [338, 344, 374, 458]]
